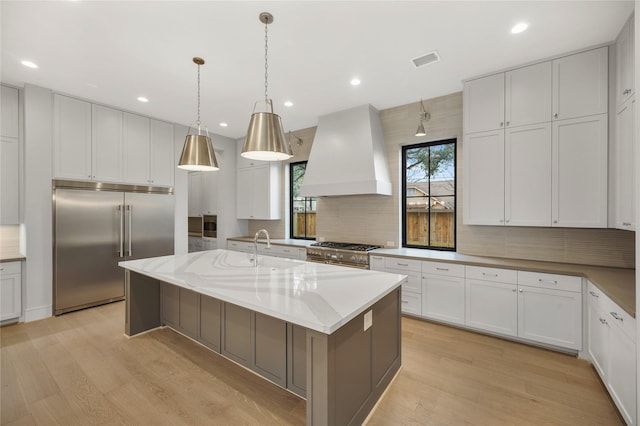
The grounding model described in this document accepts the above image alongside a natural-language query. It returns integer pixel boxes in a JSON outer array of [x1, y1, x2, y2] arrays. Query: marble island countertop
[[119, 249, 406, 334]]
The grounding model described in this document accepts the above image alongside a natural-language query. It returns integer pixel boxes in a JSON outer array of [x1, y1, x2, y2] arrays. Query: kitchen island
[[119, 249, 406, 426]]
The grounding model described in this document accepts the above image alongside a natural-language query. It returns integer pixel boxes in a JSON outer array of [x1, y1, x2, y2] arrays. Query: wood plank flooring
[[1, 301, 623, 425]]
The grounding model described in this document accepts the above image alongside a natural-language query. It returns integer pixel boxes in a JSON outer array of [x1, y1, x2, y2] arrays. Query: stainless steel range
[[306, 242, 381, 269]]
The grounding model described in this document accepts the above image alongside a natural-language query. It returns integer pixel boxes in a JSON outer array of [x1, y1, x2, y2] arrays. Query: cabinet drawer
[[465, 265, 517, 283], [518, 271, 582, 293], [587, 281, 605, 308], [384, 257, 421, 272], [422, 261, 465, 278], [604, 297, 636, 342], [401, 291, 421, 316], [0, 262, 21, 275]]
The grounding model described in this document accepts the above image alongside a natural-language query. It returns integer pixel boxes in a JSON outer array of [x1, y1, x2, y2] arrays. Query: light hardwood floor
[[1, 301, 623, 425]]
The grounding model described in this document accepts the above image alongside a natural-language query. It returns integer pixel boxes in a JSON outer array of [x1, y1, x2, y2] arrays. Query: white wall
[[23, 84, 53, 321], [634, 2, 639, 420]]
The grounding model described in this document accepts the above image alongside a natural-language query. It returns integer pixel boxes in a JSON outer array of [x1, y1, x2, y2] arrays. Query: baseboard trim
[[24, 304, 52, 322]]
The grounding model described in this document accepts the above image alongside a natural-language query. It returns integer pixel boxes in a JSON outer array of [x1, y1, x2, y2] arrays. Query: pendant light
[[415, 99, 431, 137], [241, 12, 293, 161], [178, 57, 219, 171]]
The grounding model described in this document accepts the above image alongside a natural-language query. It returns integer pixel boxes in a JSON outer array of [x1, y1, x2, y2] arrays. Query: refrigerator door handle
[[118, 205, 124, 258], [127, 204, 133, 257]]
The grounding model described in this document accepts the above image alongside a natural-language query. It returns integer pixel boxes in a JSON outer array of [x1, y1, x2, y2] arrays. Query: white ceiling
[[1, 1, 634, 139]]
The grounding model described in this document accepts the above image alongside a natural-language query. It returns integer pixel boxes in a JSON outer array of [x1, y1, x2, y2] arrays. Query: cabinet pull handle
[[401, 301, 409, 304], [436, 267, 449, 271], [482, 272, 498, 277], [512, 289, 517, 292], [554, 113, 558, 119], [599, 318, 608, 325], [553, 220, 558, 224], [519, 288, 523, 293], [610, 312, 624, 322], [506, 121, 510, 126], [622, 222, 632, 226], [589, 291, 599, 298], [397, 262, 409, 266], [538, 279, 558, 285], [500, 122, 504, 127]]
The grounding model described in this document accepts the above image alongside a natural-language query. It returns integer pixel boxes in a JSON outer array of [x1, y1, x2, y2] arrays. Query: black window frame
[[401, 138, 457, 251], [289, 161, 316, 240]]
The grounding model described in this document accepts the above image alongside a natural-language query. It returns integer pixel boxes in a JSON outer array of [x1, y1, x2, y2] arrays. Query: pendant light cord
[[196, 62, 201, 127], [264, 19, 269, 101]]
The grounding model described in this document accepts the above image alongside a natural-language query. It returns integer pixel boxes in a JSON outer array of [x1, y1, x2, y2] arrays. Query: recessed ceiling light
[[511, 22, 528, 34], [284, 101, 293, 107], [21, 60, 38, 69], [219, 122, 228, 127], [137, 96, 149, 103], [350, 78, 361, 86]]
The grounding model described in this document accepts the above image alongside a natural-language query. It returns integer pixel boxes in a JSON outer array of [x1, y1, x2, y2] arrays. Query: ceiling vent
[[411, 50, 440, 68]]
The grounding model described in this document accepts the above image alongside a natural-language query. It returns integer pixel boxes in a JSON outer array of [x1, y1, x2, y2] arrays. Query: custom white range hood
[[300, 104, 392, 197]]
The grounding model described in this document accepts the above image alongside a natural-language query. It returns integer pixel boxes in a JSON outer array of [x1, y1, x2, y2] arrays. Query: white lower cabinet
[[465, 278, 518, 336], [421, 262, 465, 325], [383, 257, 422, 316], [0, 261, 22, 322], [587, 281, 636, 425]]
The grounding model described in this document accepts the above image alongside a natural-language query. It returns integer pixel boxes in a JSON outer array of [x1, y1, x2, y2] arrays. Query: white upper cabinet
[[54, 94, 174, 186], [616, 13, 635, 108], [463, 73, 504, 134], [91, 104, 123, 183], [505, 123, 552, 226], [54, 94, 92, 180], [552, 114, 608, 228], [462, 130, 505, 225], [123, 113, 150, 185], [149, 119, 174, 186], [201, 164, 219, 215], [552, 47, 608, 121], [1, 85, 19, 139], [615, 98, 636, 231], [1, 85, 20, 225], [505, 61, 552, 128], [237, 164, 281, 220], [188, 172, 202, 217]]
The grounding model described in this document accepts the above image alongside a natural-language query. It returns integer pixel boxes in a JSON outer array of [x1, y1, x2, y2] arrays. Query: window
[[290, 161, 316, 239], [402, 139, 456, 250]]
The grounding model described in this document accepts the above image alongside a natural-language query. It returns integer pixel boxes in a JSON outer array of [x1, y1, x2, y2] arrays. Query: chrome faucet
[[253, 229, 271, 265]]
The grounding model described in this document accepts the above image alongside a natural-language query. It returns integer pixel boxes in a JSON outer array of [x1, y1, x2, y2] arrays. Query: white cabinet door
[[552, 114, 607, 227], [465, 279, 517, 337], [123, 112, 150, 185], [1, 87, 20, 225], [463, 73, 505, 134], [401, 291, 422, 317], [552, 47, 608, 121], [1, 86, 19, 139], [615, 98, 636, 230], [369, 255, 385, 272], [188, 172, 202, 217], [0, 262, 21, 322], [150, 119, 174, 186], [91, 104, 123, 182], [54, 94, 92, 180], [236, 164, 281, 220], [505, 61, 552, 128], [422, 274, 465, 325], [201, 165, 218, 215], [588, 300, 609, 379], [517, 286, 582, 350], [504, 123, 552, 226], [616, 14, 635, 107], [236, 167, 254, 219], [608, 324, 637, 426], [462, 130, 505, 225]]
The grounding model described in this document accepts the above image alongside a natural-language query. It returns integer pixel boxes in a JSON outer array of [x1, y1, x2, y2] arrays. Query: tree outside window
[[290, 162, 316, 239], [402, 139, 456, 250]]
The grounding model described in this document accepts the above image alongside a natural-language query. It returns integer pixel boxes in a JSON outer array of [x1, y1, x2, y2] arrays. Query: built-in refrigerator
[[53, 180, 174, 315]]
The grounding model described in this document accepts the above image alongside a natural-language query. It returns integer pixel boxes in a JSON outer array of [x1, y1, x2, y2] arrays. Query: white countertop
[[119, 249, 406, 334]]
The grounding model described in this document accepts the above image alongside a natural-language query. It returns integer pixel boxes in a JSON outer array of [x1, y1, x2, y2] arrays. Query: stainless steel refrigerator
[[53, 180, 174, 315]]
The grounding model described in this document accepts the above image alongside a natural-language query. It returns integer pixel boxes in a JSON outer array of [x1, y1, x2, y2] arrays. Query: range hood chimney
[[300, 104, 392, 197]]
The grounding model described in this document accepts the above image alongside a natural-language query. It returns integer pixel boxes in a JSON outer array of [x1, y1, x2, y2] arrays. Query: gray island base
[[120, 250, 404, 426]]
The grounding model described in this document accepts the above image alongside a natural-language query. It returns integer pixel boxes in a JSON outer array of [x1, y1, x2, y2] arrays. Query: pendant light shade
[[178, 134, 218, 171], [414, 99, 430, 137], [241, 12, 293, 161], [242, 100, 292, 161], [178, 57, 219, 171]]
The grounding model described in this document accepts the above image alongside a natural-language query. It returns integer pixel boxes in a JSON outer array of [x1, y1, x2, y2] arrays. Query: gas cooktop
[[309, 241, 381, 252]]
